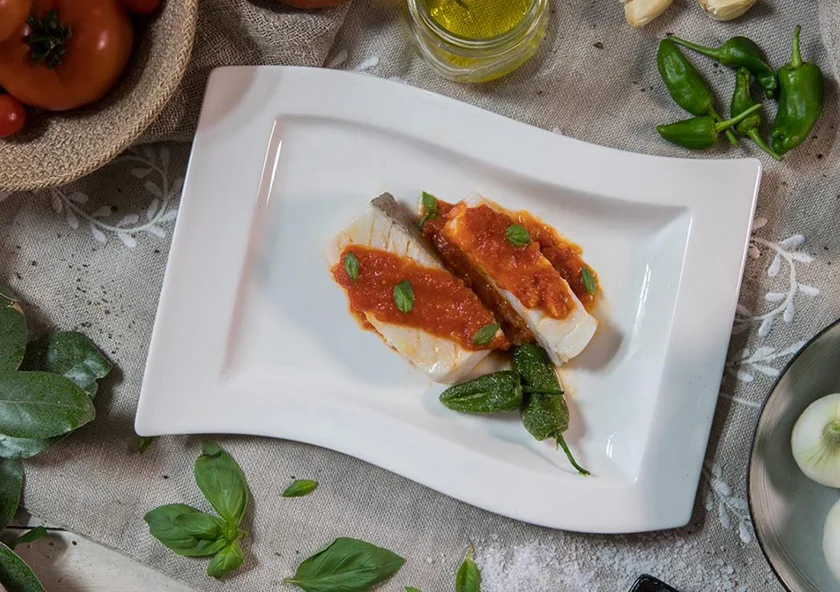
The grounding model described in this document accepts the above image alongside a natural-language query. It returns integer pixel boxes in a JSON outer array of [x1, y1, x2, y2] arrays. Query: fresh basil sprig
[[505, 224, 531, 247], [0, 458, 22, 531], [580, 267, 597, 296], [0, 542, 45, 592], [418, 191, 439, 228], [9, 526, 49, 550], [344, 252, 360, 284], [405, 587, 424, 592], [146, 442, 250, 579], [471, 323, 500, 347], [455, 547, 481, 592], [282, 479, 318, 498], [284, 537, 405, 592], [393, 280, 414, 314]]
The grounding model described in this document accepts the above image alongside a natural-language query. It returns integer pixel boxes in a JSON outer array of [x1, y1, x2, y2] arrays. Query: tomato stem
[[25, 9, 72, 70]]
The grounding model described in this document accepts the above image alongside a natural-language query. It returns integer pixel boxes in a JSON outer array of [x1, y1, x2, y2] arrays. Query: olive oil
[[423, 0, 532, 40]]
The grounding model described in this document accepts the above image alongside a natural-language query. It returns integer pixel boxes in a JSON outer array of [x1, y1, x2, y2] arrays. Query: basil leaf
[[0, 541, 46, 592], [207, 542, 245, 580], [455, 547, 481, 592], [138, 436, 155, 454], [344, 253, 360, 284], [505, 224, 531, 247], [9, 526, 48, 550], [406, 588, 424, 592], [20, 332, 112, 397], [0, 434, 54, 460], [393, 280, 414, 314], [194, 442, 249, 526], [0, 458, 22, 531], [284, 537, 405, 592], [173, 511, 226, 540], [471, 323, 500, 347], [0, 288, 27, 372], [0, 372, 95, 439], [144, 504, 228, 557], [580, 267, 597, 296], [418, 191, 438, 227], [282, 479, 318, 498]]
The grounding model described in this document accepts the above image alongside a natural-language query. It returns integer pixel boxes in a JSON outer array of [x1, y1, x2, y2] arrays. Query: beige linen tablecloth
[[1, 0, 840, 590]]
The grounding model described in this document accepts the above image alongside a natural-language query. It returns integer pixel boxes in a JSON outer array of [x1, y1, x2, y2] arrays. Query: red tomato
[[120, 0, 160, 15], [0, 94, 26, 137], [0, 0, 133, 111], [0, 0, 32, 43]]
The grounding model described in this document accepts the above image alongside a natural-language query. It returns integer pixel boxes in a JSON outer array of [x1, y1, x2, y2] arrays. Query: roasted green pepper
[[669, 35, 777, 98], [512, 343, 563, 395], [770, 25, 824, 156], [730, 67, 781, 161], [657, 38, 738, 147], [513, 344, 588, 476], [657, 103, 761, 149], [439, 371, 523, 414]]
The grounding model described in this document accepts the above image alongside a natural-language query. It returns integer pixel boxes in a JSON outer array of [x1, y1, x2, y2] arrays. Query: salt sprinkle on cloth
[[2, 0, 840, 591]]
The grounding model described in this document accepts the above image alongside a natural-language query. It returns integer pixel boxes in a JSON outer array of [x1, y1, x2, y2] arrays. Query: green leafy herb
[[282, 479, 318, 498], [393, 280, 414, 314], [0, 434, 58, 460], [174, 511, 226, 540], [138, 436, 155, 454], [284, 537, 405, 592], [418, 191, 439, 228], [0, 372, 95, 439], [194, 441, 249, 526], [439, 371, 523, 414], [207, 542, 245, 579], [20, 332, 112, 398], [0, 287, 26, 372], [406, 588, 424, 592], [9, 526, 49, 550], [0, 458, 22, 531], [0, 541, 46, 592], [144, 504, 229, 557], [455, 547, 481, 592], [580, 267, 597, 296], [471, 323, 500, 347], [505, 224, 531, 247], [344, 252, 360, 284]]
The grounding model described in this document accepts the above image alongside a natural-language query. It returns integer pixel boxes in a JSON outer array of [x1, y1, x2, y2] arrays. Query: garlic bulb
[[622, 0, 673, 28], [824, 499, 840, 583], [792, 393, 840, 488], [697, 0, 758, 21]]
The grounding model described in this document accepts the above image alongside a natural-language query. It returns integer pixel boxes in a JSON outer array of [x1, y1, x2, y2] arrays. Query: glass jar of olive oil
[[406, 0, 549, 83]]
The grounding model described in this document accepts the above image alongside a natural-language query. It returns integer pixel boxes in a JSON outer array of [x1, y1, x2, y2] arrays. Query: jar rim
[[409, 0, 545, 50]]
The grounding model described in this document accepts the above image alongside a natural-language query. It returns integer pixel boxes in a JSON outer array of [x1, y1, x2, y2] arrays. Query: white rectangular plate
[[136, 66, 761, 533]]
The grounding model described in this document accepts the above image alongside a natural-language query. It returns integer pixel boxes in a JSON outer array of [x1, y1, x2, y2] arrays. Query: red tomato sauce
[[332, 246, 508, 351]]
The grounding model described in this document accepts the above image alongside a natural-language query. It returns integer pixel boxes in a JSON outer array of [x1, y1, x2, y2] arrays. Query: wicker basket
[[0, 1, 198, 192]]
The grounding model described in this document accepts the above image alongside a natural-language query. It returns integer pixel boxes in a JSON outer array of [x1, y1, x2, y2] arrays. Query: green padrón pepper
[[657, 103, 761, 150], [730, 67, 781, 161], [657, 39, 738, 147], [668, 35, 777, 98], [770, 25, 824, 155], [512, 343, 563, 395], [439, 371, 523, 414], [521, 392, 589, 476]]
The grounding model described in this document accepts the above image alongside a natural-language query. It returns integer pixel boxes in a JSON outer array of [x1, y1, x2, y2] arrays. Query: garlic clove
[[791, 393, 840, 488], [623, 0, 674, 28], [697, 0, 759, 21]]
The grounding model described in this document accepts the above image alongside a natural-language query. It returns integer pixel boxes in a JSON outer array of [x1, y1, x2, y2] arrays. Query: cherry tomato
[[120, 0, 160, 15], [0, 0, 133, 111], [0, 94, 26, 137], [0, 0, 31, 43]]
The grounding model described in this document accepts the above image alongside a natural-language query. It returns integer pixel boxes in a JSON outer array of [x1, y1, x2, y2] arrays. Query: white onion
[[792, 393, 840, 488], [824, 499, 840, 583]]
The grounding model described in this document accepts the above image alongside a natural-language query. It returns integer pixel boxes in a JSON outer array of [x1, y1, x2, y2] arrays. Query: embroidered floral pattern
[[704, 462, 754, 545], [47, 146, 182, 248]]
